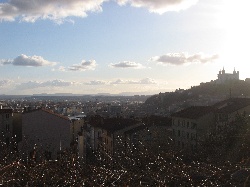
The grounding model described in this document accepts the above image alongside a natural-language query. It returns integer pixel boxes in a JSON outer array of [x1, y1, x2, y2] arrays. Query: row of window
[[6, 124, 10, 131], [173, 119, 197, 129], [173, 129, 197, 140], [1, 124, 10, 132], [103, 137, 113, 147]]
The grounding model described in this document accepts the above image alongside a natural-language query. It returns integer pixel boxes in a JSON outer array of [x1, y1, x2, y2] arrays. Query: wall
[[21, 109, 71, 160]]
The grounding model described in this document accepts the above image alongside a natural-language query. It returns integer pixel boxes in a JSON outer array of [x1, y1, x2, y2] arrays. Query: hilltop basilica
[[216, 67, 239, 84]]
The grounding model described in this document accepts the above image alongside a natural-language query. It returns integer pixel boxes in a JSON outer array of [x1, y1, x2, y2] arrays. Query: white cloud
[[150, 52, 219, 65], [84, 80, 107, 85], [0, 0, 107, 23], [0, 59, 12, 65], [111, 78, 156, 84], [0, 0, 198, 23], [0, 54, 57, 67], [58, 66, 66, 72], [110, 61, 145, 69], [69, 60, 97, 71], [0, 80, 13, 87], [117, 0, 199, 14], [16, 80, 74, 90], [139, 78, 156, 84]]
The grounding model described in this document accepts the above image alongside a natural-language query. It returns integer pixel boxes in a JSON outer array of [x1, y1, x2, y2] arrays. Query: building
[[0, 109, 13, 147], [217, 67, 239, 84], [214, 98, 250, 131], [84, 116, 143, 161], [171, 98, 250, 151], [20, 108, 84, 160], [84, 115, 173, 163], [171, 106, 215, 151], [124, 116, 172, 154]]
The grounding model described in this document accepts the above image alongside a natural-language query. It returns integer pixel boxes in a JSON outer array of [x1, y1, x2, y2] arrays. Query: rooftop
[[23, 108, 70, 121], [214, 98, 250, 114], [171, 106, 214, 119], [89, 117, 139, 132]]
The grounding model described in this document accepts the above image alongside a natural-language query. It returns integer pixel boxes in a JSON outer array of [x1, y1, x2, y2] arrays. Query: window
[[182, 131, 185, 137], [187, 122, 190, 128], [172, 119, 175, 126], [182, 120, 185, 127], [187, 132, 189, 139], [6, 124, 10, 131], [6, 114, 10, 119], [6, 137, 10, 145], [191, 123, 197, 129], [182, 142, 185, 148], [178, 130, 180, 137], [191, 133, 197, 140], [173, 129, 175, 136]]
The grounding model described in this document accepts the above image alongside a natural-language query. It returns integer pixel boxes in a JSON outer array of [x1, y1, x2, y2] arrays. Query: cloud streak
[[15, 80, 74, 90], [0, 0, 107, 23], [0, 0, 198, 23], [0, 54, 57, 67], [84, 80, 107, 85], [0, 80, 13, 87], [110, 61, 145, 69], [150, 52, 219, 65], [68, 60, 97, 71], [111, 78, 156, 84], [117, 0, 199, 14]]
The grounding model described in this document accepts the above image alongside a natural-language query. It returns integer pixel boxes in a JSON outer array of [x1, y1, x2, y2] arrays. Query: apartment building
[[171, 98, 250, 151], [84, 117, 142, 161], [214, 98, 250, 131], [171, 106, 215, 151], [0, 109, 13, 147], [20, 108, 84, 160]]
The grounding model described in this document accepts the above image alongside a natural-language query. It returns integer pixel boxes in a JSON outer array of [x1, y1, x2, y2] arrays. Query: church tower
[[222, 67, 225, 74], [216, 67, 239, 84]]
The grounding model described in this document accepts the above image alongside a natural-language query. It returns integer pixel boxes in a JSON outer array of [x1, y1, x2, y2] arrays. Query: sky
[[0, 0, 250, 95]]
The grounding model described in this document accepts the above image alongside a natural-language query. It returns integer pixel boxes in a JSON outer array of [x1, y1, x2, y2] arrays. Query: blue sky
[[0, 0, 249, 95]]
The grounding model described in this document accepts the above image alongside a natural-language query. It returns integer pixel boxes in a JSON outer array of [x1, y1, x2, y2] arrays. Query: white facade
[[217, 68, 239, 84]]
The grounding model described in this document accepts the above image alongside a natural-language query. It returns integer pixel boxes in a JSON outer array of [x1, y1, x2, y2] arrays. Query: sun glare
[[219, 1, 250, 70]]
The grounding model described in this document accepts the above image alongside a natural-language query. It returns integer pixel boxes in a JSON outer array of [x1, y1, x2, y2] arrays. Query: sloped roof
[[124, 124, 148, 135], [23, 108, 70, 121], [89, 117, 138, 132], [214, 98, 250, 114], [171, 106, 214, 119]]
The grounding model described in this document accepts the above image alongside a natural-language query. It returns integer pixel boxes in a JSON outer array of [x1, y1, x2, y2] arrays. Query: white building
[[217, 67, 239, 84]]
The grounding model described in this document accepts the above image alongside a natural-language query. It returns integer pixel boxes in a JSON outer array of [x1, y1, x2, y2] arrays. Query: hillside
[[143, 79, 250, 115]]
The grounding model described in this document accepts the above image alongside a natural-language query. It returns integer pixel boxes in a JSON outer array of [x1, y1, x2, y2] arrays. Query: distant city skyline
[[1, 0, 249, 95]]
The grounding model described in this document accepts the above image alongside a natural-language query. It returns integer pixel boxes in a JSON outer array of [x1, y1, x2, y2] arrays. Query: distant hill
[[143, 79, 250, 115]]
